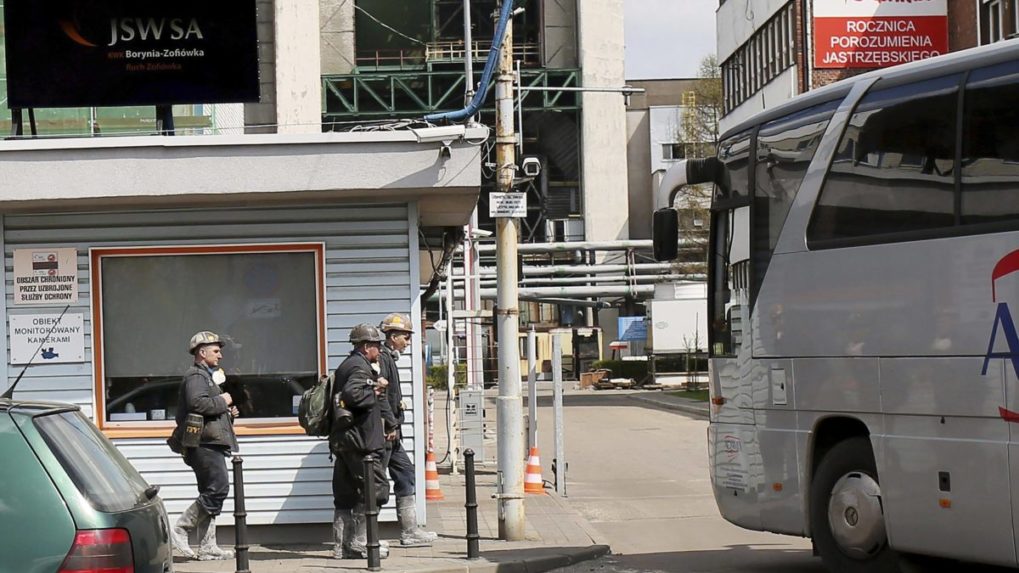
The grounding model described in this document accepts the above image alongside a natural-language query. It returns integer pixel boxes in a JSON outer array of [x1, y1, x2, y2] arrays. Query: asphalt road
[[527, 390, 821, 573], [528, 390, 1017, 573]]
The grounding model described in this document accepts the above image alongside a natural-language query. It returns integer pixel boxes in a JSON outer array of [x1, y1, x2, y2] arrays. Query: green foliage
[[426, 363, 467, 390], [591, 360, 649, 381]]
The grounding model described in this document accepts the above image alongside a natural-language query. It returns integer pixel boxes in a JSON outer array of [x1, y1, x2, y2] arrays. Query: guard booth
[[0, 128, 486, 533]]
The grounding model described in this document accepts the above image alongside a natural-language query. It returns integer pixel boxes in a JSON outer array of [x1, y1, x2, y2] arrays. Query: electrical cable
[[353, 4, 427, 46]]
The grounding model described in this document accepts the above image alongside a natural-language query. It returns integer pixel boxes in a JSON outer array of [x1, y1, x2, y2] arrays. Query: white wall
[[578, 0, 630, 242], [274, 0, 323, 134], [718, 66, 799, 135], [716, 0, 794, 63]]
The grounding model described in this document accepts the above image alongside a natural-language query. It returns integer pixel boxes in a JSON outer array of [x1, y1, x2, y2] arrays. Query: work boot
[[170, 502, 202, 559], [332, 508, 356, 559], [397, 496, 438, 546], [196, 510, 234, 561], [345, 503, 389, 559]]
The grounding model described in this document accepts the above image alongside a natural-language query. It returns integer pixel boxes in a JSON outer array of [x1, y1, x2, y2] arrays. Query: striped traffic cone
[[524, 447, 545, 494], [425, 451, 445, 501]]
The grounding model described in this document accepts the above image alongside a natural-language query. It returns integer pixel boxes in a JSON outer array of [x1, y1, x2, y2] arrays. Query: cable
[[353, 4, 427, 46]]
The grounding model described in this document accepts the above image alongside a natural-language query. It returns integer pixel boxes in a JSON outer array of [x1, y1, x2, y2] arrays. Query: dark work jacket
[[377, 346, 404, 432], [174, 364, 238, 451], [331, 351, 385, 454]]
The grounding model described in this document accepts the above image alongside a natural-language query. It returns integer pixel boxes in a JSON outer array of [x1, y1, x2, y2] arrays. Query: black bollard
[[363, 455, 381, 571], [464, 448, 480, 560], [231, 456, 251, 573]]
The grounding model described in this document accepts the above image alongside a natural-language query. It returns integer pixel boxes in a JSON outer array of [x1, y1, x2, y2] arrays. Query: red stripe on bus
[[992, 249, 1019, 302], [998, 406, 1019, 423]]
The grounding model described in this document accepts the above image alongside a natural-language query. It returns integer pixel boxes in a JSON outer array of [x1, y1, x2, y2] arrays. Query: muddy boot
[[397, 496, 438, 546], [332, 508, 356, 559], [170, 502, 201, 559], [345, 503, 389, 559], [196, 511, 234, 561]]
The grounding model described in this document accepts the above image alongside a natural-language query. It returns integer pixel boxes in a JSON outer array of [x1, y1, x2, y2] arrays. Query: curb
[[414, 545, 612, 573], [627, 393, 709, 418], [544, 491, 613, 548]]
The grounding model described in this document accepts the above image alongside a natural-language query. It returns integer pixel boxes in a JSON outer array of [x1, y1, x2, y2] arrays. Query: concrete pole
[[527, 328, 537, 452], [495, 3, 525, 541]]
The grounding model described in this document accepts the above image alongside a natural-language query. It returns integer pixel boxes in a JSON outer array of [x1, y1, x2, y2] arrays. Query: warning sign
[[9, 313, 85, 364], [13, 248, 78, 305], [489, 193, 528, 218]]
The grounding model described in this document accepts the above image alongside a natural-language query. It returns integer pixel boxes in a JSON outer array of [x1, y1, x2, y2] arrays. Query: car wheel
[[810, 436, 900, 573]]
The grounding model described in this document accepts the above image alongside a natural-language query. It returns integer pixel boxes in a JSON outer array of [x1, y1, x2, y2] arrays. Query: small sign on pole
[[489, 193, 528, 218]]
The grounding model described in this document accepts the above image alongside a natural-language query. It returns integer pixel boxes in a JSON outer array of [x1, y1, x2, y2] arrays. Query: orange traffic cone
[[425, 451, 445, 501], [524, 447, 545, 494]]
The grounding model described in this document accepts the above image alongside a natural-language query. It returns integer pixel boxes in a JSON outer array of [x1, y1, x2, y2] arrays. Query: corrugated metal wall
[[2, 203, 422, 524]]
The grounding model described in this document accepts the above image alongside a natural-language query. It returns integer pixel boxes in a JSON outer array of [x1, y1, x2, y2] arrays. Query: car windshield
[[34, 411, 152, 513]]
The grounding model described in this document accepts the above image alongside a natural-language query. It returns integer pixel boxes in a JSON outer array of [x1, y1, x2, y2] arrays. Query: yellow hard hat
[[189, 331, 222, 354], [379, 313, 414, 333]]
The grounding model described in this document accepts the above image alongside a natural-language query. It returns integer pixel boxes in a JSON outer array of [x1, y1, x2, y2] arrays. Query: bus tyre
[[810, 437, 900, 573]]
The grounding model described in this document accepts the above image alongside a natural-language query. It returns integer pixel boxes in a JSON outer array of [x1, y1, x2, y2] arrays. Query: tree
[[684, 54, 723, 150]]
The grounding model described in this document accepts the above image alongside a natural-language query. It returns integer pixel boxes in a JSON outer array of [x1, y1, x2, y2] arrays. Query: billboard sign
[[3, 0, 260, 108], [814, 0, 948, 69]]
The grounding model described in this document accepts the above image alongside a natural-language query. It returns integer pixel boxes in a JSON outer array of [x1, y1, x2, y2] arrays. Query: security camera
[[470, 228, 493, 239], [521, 156, 541, 178]]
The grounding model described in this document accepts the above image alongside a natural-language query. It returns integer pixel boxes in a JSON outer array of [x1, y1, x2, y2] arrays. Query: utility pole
[[494, 0, 525, 541]]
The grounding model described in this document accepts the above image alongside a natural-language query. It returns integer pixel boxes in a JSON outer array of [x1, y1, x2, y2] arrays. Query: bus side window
[[961, 60, 1019, 226], [808, 74, 961, 245]]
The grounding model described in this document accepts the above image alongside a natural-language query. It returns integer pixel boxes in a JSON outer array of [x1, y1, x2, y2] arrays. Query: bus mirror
[[653, 208, 679, 261]]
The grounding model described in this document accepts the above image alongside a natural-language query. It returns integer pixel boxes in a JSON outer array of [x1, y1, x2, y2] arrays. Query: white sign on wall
[[13, 248, 78, 305], [10, 313, 86, 364], [489, 193, 528, 218]]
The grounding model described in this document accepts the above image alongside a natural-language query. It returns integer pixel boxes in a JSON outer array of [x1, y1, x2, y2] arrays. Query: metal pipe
[[519, 296, 612, 308], [479, 262, 684, 276], [527, 328, 536, 453], [231, 456, 251, 573], [483, 284, 658, 299], [552, 334, 566, 497], [494, 4, 525, 542], [516, 86, 645, 94], [464, 449, 480, 560], [476, 239, 653, 253], [463, 0, 475, 116], [481, 274, 695, 286], [363, 455, 381, 571]]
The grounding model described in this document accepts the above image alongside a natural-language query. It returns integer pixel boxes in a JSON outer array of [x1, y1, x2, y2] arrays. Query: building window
[[664, 143, 714, 161], [721, 2, 797, 114], [982, 0, 1005, 44], [91, 243, 326, 436]]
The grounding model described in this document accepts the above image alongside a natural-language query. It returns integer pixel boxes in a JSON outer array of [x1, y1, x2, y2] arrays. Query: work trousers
[[183, 445, 231, 516], [332, 448, 390, 510], [381, 439, 416, 498]]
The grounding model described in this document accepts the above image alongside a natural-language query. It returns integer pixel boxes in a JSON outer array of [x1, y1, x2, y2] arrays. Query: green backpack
[[298, 373, 333, 436]]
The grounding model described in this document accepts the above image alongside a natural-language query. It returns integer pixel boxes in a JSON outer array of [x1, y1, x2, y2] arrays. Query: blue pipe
[[424, 0, 515, 123]]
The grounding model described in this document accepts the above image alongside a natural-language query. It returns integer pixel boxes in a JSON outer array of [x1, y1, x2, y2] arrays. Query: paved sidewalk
[[173, 468, 609, 573], [626, 389, 710, 418]]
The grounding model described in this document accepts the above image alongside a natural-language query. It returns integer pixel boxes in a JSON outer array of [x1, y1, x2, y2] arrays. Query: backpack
[[298, 373, 333, 436]]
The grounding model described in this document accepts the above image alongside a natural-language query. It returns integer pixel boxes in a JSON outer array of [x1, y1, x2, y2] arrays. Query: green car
[[0, 398, 173, 573]]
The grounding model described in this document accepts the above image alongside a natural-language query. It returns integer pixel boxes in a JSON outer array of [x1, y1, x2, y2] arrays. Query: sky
[[624, 0, 717, 80]]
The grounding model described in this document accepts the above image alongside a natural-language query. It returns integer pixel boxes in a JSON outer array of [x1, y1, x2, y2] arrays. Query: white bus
[[654, 38, 1019, 571]]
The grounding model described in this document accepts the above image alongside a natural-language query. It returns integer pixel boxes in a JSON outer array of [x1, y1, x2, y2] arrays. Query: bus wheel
[[810, 437, 900, 572]]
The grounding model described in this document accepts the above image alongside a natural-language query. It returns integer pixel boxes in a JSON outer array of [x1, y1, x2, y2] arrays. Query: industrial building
[[717, 0, 1010, 133]]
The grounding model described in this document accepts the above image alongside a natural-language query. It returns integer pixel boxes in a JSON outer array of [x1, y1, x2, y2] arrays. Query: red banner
[[814, 15, 948, 69]]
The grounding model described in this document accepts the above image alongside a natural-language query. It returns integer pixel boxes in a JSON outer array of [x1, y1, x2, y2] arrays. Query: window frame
[[90, 242, 327, 438]]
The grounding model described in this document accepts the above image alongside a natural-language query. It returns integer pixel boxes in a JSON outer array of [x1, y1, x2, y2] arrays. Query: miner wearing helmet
[[168, 331, 238, 561], [378, 313, 437, 546], [329, 323, 392, 560]]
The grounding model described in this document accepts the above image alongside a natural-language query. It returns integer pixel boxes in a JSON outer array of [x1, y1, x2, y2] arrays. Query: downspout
[[424, 0, 515, 123]]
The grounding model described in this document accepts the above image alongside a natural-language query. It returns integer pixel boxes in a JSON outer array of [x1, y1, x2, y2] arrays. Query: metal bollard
[[363, 455, 382, 571], [464, 448, 480, 560], [231, 456, 251, 573]]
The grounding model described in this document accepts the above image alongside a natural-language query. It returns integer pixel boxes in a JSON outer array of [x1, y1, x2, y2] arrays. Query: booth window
[[92, 244, 326, 435]]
